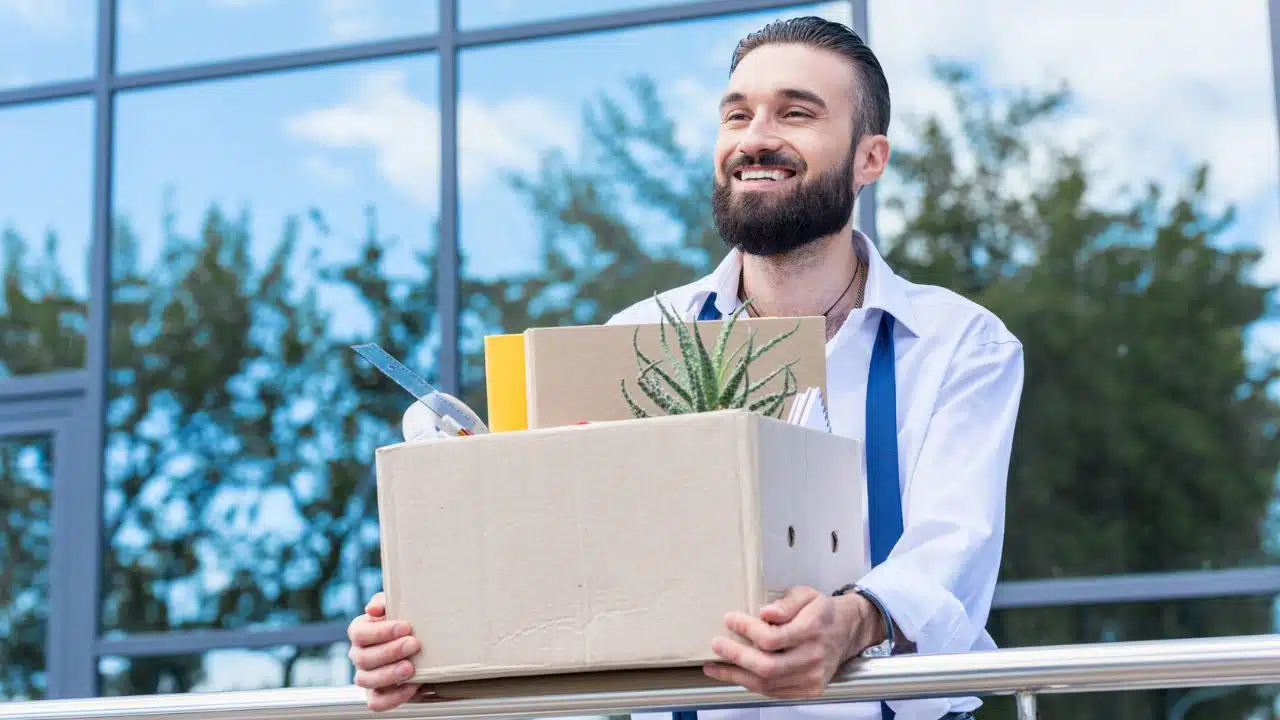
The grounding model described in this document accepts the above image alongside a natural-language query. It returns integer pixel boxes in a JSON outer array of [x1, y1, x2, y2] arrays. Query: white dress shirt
[[608, 230, 1025, 720]]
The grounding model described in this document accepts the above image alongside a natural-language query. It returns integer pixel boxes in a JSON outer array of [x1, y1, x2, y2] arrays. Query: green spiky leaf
[[621, 295, 802, 420], [633, 327, 693, 408], [621, 379, 650, 418], [718, 331, 755, 406]]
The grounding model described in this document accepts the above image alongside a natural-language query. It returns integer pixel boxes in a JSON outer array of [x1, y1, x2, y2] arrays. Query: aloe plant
[[620, 294, 800, 419]]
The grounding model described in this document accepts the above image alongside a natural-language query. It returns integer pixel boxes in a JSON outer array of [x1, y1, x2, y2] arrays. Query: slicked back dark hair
[[730, 16, 890, 145]]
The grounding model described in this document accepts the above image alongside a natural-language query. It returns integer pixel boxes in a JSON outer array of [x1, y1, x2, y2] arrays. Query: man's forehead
[[724, 44, 852, 105]]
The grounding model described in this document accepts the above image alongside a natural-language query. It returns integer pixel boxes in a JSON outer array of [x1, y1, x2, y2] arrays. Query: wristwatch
[[833, 583, 896, 657]]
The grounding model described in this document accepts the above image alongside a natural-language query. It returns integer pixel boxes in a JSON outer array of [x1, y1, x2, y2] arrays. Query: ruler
[[350, 343, 482, 435]]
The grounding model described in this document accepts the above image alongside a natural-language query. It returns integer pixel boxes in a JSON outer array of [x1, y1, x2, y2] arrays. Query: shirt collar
[[689, 230, 922, 337]]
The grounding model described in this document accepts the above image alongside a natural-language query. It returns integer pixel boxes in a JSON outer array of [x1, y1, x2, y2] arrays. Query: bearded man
[[346, 15, 1024, 720]]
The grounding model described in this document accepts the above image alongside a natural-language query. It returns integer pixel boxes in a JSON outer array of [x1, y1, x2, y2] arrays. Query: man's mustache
[[723, 151, 806, 176]]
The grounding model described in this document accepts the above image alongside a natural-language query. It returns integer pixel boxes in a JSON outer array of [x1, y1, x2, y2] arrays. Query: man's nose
[[737, 115, 783, 158]]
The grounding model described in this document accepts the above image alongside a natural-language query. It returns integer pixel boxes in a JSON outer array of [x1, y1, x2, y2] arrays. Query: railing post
[[1015, 690, 1038, 719]]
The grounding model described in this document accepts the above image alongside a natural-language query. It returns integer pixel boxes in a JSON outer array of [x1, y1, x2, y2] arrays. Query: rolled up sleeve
[[856, 333, 1025, 656]]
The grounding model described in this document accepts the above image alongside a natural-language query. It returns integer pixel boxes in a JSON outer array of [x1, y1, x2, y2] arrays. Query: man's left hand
[[703, 586, 878, 699]]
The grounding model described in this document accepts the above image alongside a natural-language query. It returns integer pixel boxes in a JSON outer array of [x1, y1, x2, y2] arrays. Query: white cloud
[[0, 0, 73, 32], [117, 0, 146, 31], [457, 95, 578, 186], [322, 0, 383, 42], [303, 155, 353, 188], [0, 71, 31, 90], [284, 69, 439, 206], [666, 76, 720, 152], [283, 68, 576, 209], [705, 1, 854, 72], [870, 0, 1280, 277], [124, 0, 382, 39]]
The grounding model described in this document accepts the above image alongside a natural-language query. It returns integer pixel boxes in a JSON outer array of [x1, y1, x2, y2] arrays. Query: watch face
[[862, 641, 893, 658]]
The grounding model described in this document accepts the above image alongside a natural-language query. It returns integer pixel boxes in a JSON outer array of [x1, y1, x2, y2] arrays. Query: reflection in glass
[[455, 2, 851, 418], [0, 0, 95, 89], [105, 57, 440, 635], [0, 434, 54, 701], [0, 99, 93, 377], [868, 0, 1280, 577], [97, 642, 351, 696], [116, 0, 438, 74], [460, 0, 704, 31], [986, 596, 1279, 718]]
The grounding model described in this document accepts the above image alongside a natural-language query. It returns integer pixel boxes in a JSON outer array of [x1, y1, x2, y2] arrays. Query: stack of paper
[[785, 387, 831, 433]]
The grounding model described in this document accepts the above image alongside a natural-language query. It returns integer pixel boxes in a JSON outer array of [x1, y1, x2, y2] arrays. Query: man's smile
[[732, 164, 799, 191]]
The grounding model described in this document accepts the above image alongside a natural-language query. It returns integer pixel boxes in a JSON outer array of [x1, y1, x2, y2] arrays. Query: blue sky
[[2, 0, 1280, 695]]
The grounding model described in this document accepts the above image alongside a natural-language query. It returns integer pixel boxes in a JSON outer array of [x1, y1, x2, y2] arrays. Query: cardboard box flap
[[523, 315, 827, 429]]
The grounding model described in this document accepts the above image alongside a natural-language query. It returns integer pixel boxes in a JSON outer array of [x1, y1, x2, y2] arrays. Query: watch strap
[[833, 583, 896, 656]]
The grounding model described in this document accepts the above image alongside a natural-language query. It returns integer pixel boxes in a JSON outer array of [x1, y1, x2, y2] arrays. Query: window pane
[[97, 642, 351, 695], [456, 2, 851, 418], [105, 57, 439, 635], [0, 434, 54, 701], [460, 0, 705, 31], [0, 99, 93, 377], [870, 0, 1280, 578], [0, 0, 95, 89], [117, 0, 438, 74], [986, 595, 1279, 718]]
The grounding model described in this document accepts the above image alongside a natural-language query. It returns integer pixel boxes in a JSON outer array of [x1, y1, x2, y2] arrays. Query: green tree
[[879, 61, 1280, 720], [0, 226, 88, 699], [100, 201, 439, 692], [0, 198, 440, 694], [0, 434, 52, 700]]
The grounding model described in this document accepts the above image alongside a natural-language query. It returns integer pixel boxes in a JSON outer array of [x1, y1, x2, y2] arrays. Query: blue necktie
[[674, 294, 904, 720]]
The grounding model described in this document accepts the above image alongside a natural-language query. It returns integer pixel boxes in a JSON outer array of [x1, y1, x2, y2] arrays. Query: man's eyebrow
[[718, 88, 827, 110], [780, 88, 826, 108], [719, 91, 745, 109]]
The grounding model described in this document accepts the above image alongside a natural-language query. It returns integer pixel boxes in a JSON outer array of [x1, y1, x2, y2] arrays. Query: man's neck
[[739, 228, 861, 332]]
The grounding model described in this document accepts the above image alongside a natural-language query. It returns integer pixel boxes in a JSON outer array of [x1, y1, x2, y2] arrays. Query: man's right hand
[[348, 591, 424, 712]]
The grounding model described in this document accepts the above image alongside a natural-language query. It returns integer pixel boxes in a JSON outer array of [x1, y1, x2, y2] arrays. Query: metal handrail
[[5, 634, 1280, 720]]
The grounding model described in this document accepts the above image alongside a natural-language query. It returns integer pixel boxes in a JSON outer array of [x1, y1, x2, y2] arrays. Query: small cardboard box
[[374, 409, 867, 687], [520, 316, 828, 429]]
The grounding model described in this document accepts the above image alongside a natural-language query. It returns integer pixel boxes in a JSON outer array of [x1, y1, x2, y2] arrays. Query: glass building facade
[[1, 0, 1278, 716]]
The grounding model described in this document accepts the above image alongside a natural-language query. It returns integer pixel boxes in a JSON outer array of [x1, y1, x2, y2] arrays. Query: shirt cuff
[[855, 559, 970, 655]]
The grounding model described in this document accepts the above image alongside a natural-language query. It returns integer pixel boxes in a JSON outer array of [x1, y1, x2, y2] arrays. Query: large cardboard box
[[374, 409, 867, 687], [521, 316, 827, 429]]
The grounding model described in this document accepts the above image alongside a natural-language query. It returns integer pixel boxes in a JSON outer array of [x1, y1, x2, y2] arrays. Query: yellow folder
[[482, 333, 528, 432]]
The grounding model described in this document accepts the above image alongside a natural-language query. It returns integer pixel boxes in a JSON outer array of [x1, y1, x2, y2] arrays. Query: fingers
[[351, 633, 421, 676], [365, 592, 386, 618], [725, 610, 812, 653], [353, 653, 419, 691], [724, 587, 822, 652], [759, 586, 819, 625], [366, 682, 423, 712], [350, 615, 412, 649], [710, 634, 818, 680]]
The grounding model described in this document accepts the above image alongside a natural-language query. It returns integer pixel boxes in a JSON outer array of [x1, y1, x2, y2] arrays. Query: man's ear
[[853, 134, 891, 186]]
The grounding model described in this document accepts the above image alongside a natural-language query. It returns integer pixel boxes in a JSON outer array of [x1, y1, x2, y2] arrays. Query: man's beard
[[711, 148, 856, 257]]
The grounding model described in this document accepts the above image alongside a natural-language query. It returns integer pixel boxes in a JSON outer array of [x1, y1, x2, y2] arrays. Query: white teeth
[[739, 169, 790, 181]]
